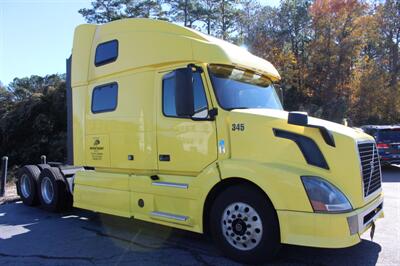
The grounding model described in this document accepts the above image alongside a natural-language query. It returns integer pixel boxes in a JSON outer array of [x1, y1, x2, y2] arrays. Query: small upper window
[[92, 83, 118, 113], [95, 40, 118, 66], [163, 69, 208, 118]]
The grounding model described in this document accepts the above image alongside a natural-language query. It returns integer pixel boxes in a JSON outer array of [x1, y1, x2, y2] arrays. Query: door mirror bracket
[[187, 63, 203, 73], [191, 108, 218, 122], [209, 108, 218, 120]]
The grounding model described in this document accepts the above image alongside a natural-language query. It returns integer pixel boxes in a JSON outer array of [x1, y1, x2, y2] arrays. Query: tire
[[16, 165, 41, 206], [38, 167, 71, 212], [210, 184, 280, 264]]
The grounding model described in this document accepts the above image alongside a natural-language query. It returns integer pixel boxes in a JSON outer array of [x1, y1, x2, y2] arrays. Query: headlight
[[301, 176, 352, 213]]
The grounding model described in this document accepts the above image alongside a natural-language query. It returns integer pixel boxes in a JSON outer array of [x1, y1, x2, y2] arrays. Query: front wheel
[[210, 184, 280, 264]]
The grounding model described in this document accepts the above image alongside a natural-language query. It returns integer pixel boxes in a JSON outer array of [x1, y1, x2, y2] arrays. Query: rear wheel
[[16, 165, 41, 206], [210, 184, 280, 264], [38, 167, 70, 212]]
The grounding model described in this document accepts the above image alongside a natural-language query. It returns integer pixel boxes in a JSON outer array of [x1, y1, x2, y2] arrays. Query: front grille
[[358, 142, 382, 197]]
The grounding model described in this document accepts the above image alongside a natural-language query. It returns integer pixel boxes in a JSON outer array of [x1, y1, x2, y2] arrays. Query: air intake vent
[[358, 142, 382, 197]]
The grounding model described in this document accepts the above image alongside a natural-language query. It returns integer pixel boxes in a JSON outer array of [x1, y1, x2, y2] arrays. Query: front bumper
[[278, 194, 384, 248]]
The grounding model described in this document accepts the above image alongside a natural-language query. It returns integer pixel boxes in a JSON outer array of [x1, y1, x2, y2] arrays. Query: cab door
[[156, 66, 218, 175]]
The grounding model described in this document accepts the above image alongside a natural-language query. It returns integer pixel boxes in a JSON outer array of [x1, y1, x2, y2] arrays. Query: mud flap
[[370, 221, 376, 240]]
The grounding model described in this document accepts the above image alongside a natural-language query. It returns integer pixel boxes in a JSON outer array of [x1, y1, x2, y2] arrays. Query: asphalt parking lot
[[0, 166, 399, 266]]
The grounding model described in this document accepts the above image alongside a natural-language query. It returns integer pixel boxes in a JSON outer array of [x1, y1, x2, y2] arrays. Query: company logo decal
[[90, 137, 104, 161]]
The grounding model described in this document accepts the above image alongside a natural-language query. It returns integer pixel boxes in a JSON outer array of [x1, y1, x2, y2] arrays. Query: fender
[[217, 159, 317, 212]]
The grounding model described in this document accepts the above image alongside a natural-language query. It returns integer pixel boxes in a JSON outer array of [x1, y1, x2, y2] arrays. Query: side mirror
[[175, 67, 194, 117], [288, 111, 308, 126]]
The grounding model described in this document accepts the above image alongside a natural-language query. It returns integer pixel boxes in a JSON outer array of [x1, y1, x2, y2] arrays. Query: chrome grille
[[358, 142, 382, 197]]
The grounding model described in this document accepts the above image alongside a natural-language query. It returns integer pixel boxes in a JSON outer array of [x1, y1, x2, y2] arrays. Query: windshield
[[209, 64, 283, 110], [377, 129, 400, 143]]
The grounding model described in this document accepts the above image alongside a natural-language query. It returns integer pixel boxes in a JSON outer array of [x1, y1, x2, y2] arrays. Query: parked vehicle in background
[[361, 125, 400, 166]]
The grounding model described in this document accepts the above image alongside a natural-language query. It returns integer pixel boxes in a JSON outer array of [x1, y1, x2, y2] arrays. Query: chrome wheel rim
[[41, 176, 54, 204], [221, 202, 263, 251], [20, 174, 31, 198]]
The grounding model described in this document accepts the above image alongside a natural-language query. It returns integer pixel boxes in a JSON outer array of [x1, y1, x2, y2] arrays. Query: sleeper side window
[[92, 83, 118, 113], [162, 69, 208, 118], [95, 40, 118, 66]]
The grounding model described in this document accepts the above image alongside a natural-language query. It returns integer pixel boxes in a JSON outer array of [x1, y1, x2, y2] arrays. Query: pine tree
[[79, 0, 125, 23], [79, 0, 165, 23], [215, 0, 239, 40], [124, 0, 165, 19], [166, 0, 203, 28]]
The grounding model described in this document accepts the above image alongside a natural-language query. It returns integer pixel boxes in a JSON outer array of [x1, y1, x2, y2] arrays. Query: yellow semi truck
[[16, 19, 383, 263]]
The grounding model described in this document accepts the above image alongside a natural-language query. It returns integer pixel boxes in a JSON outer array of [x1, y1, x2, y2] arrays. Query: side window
[[162, 69, 208, 118], [163, 72, 177, 116], [95, 40, 118, 66], [92, 83, 118, 113]]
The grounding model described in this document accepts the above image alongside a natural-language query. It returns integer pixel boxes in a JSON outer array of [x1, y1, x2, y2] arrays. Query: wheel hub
[[221, 202, 263, 251], [232, 219, 246, 235], [20, 174, 31, 198], [41, 176, 54, 204]]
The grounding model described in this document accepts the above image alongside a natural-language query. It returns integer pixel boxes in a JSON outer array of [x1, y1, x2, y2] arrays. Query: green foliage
[[213, 0, 239, 40], [78, 0, 165, 22], [248, 0, 399, 124], [125, 0, 166, 19], [78, 0, 125, 23], [0, 75, 66, 168], [2, 0, 399, 170], [80, 0, 242, 39], [166, 0, 204, 27], [3, 1, 397, 169], [197, 0, 220, 34]]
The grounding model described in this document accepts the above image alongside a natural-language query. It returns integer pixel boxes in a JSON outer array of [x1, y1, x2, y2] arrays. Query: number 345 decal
[[232, 123, 245, 131]]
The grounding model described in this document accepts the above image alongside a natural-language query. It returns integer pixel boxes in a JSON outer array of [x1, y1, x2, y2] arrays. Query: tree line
[[0, 0, 399, 168], [79, 0, 399, 124], [0, 75, 67, 168]]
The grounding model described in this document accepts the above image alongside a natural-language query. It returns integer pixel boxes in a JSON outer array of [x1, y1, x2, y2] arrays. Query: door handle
[[159, 154, 170, 162]]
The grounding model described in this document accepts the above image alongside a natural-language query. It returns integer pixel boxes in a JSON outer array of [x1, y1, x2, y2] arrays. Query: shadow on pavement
[[0, 203, 227, 265], [0, 202, 382, 266], [275, 240, 381, 266], [84, 213, 383, 266]]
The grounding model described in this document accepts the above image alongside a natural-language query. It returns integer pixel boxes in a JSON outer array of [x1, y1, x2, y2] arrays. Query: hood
[[234, 108, 371, 141], [225, 108, 375, 209]]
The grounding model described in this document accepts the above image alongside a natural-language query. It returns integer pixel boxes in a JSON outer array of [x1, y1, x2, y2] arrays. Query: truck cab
[[17, 19, 384, 264]]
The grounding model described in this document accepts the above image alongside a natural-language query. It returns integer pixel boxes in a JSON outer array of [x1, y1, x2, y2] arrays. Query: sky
[[0, 0, 279, 86]]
